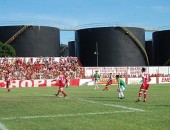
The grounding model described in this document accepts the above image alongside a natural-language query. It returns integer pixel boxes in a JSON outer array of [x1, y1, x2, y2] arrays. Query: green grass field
[[0, 84, 170, 130]]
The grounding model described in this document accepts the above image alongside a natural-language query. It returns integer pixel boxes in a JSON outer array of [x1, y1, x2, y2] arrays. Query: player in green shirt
[[93, 71, 100, 90], [116, 75, 126, 99]]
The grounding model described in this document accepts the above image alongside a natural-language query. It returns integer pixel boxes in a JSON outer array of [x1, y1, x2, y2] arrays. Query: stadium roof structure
[[1, 21, 168, 32]]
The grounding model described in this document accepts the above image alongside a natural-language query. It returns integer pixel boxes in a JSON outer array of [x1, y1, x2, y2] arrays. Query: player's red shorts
[[58, 80, 65, 88], [59, 83, 65, 88], [140, 82, 150, 91], [106, 81, 112, 86], [6, 81, 10, 88]]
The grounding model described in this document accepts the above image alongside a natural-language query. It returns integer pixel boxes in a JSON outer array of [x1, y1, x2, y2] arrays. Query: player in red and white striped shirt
[[137, 68, 151, 102], [52, 71, 67, 98], [103, 73, 113, 91], [4, 72, 11, 92]]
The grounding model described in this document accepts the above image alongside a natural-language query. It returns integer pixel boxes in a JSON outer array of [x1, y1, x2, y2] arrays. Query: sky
[[0, 0, 170, 44]]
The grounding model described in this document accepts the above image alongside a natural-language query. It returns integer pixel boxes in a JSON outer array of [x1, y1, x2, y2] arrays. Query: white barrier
[[127, 77, 157, 84]]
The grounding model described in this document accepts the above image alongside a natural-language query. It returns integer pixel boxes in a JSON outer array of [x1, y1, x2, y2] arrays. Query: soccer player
[[115, 75, 126, 99], [65, 74, 70, 88], [52, 71, 67, 98], [137, 68, 151, 102], [93, 70, 100, 90], [103, 73, 113, 91], [4, 72, 11, 92]]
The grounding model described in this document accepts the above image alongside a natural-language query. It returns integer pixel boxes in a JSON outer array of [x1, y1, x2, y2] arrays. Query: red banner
[[70, 79, 80, 86], [0, 79, 80, 88]]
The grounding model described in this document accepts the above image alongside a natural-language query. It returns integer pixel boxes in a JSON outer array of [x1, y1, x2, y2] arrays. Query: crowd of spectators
[[0, 57, 169, 81], [0, 56, 85, 80]]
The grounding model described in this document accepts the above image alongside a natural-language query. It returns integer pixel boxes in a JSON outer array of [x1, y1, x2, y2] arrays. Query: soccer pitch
[[0, 84, 170, 130]]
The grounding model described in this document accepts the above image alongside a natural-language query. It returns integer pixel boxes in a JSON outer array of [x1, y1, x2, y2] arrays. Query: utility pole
[[96, 42, 99, 67]]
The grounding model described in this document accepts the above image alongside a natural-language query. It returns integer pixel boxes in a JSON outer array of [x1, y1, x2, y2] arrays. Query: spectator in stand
[[137, 68, 151, 102], [0, 56, 83, 81]]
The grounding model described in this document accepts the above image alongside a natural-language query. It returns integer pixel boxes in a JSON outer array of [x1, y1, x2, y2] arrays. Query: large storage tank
[[153, 30, 170, 66], [0, 25, 60, 57], [145, 40, 154, 66], [68, 41, 76, 57], [75, 27, 148, 66]]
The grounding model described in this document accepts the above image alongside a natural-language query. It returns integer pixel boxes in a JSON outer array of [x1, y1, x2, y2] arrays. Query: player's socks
[[118, 92, 121, 98], [144, 93, 147, 102], [138, 92, 142, 101], [95, 85, 99, 90], [7, 88, 11, 92], [120, 92, 124, 97], [56, 90, 61, 96], [103, 86, 108, 91], [138, 92, 142, 97], [118, 92, 125, 99], [62, 91, 67, 97]]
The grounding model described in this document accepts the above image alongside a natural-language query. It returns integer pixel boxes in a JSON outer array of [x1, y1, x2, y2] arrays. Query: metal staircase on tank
[[5, 25, 32, 44], [118, 26, 149, 66], [60, 45, 68, 54], [163, 58, 170, 66], [77, 58, 83, 67], [59, 45, 83, 67]]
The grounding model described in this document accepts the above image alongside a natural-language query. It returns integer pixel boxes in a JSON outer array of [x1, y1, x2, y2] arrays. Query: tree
[[0, 41, 16, 57]]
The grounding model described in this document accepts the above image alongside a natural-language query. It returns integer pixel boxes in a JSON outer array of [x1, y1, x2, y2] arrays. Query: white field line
[[34, 93, 146, 112], [76, 98, 145, 112], [0, 122, 8, 130], [1, 111, 135, 120], [0, 94, 145, 121]]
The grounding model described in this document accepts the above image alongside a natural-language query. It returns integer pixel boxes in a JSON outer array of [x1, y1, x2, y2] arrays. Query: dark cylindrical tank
[[60, 44, 68, 57], [75, 27, 146, 67], [153, 30, 170, 66], [0, 25, 60, 57], [145, 40, 154, 66], [68, 41, 76, 57]]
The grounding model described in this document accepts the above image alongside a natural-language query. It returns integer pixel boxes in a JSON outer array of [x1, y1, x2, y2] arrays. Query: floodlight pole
[[96, 42, 99, 67]]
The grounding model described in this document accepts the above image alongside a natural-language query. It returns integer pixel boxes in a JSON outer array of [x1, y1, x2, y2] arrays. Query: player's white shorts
[[120, 85, 125, 92]]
